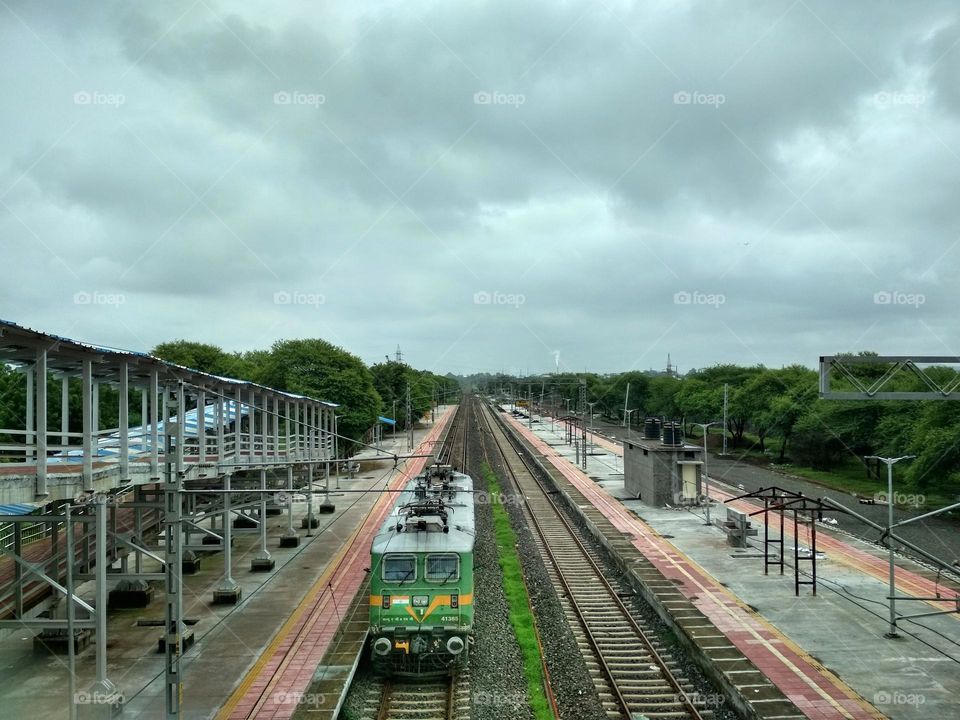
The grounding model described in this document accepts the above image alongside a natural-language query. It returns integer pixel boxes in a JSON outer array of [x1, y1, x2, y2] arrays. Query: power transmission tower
[[395, 345, 403, 363]]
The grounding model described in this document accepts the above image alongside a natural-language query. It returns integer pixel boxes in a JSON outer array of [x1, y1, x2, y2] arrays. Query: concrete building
[[623, 421, 703, 506]]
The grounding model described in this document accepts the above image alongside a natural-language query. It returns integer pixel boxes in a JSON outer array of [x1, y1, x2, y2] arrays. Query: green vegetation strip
[[482, 462, 553, 720]]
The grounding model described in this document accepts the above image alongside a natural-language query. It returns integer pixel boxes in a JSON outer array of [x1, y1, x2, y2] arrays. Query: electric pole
[[865, 455, 915, 638], [405, 383, 413, 450], [579, 380, 587, 470], [623, 382, 630, 426], [722, 383, 728, 456]]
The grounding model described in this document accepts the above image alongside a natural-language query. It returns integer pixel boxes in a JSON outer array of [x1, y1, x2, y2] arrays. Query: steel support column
[[66, 505, 78, 720], [251, 469, 274, 571], [234, 386, 242, 465], [214, 473, 241, 604], [62, 375, 70, 448], [26, 363, 34, 462], [280, 466, 298, 547], [164, 384, 184, 718], [306, 465, 315, 536], [83, 497, 121, 714], [36, 348, 48, 495], [197, 390, 206, 470], [150, 370, 160, 479], [119, 361, 129, 482], [216, 392, 225, 465], [82, 360, 93, 491]]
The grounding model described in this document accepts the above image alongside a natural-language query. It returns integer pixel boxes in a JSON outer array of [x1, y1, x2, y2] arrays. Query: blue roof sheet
[[0, 503, 39, 516]]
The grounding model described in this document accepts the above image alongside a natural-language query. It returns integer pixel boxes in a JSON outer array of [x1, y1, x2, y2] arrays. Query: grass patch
[[482, 462, 553, 720], [769, 460, 885, 496]]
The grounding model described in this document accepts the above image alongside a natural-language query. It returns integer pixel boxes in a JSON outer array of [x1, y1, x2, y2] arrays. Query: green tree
[[260, 339, 381, 443], [675, 379, 722, 427], [151, 340, 242, 377]]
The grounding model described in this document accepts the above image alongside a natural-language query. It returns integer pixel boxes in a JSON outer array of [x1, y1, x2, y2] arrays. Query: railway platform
[[215, 404, 456, 720], [499, 409, 960, 720], [0, 406, 454, 720]]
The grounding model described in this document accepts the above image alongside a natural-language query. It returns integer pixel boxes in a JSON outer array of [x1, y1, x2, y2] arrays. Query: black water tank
[[643, 417, 660, 440], [662, 421, 683, 447]]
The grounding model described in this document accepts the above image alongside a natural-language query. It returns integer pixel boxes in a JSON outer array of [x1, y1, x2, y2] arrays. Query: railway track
[[436, 398, 469, 471], [367, 671, 470, 720], [477, 400, 709, 720]]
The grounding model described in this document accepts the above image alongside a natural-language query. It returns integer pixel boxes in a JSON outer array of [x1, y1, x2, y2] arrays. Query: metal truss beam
[[820, 355, 960, 400]]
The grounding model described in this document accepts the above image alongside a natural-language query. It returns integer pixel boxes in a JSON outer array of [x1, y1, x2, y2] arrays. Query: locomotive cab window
[[382, 554, 417, 582], [425, 553, 460, 582]]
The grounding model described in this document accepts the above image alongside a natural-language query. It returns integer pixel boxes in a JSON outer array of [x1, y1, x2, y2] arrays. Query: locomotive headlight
[[450, 594, 459, 609], [382, 594, 391, 609], [412, 595, 429, 608]]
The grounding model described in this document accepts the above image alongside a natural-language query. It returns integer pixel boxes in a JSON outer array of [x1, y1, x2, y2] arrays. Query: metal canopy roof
[[0, 318, 338, 407]]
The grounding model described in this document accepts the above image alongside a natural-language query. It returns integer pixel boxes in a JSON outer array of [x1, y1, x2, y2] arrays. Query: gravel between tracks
[[467, 426, 533, 720], [480, 439, 607, 719]]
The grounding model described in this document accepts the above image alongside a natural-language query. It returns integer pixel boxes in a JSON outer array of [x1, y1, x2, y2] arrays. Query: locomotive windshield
[[383, 554, 416, 582], [426, 554, 459, 582]]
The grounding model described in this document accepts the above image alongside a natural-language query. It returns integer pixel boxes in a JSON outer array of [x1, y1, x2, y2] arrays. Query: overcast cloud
[[2, 0, 960, 375]]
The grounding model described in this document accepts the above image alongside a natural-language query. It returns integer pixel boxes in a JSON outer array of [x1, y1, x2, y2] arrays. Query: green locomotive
[[369, 464, 475, 675]]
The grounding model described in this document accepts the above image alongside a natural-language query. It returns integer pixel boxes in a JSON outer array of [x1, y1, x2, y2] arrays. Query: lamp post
[[865, 454, 915, 638], [625, 409, 637, 439], [692, 422, 718, 525]]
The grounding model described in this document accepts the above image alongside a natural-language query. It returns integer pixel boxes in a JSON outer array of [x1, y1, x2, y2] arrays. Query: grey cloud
[[3, 0, 960, 374]]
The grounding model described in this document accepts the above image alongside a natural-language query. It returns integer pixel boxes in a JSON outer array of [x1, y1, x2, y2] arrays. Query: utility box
[[623, 424, 703, 506]]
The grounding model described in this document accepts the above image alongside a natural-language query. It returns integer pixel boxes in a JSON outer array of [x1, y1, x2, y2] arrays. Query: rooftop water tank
[[643, 417, 661, 440], [661, 421, 683, 447]]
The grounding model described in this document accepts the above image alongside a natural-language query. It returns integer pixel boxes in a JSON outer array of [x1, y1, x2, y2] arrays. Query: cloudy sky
[[2, 1, 959, 376]]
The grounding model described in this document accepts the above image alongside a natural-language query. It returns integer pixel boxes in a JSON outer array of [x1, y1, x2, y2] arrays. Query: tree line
[[464, 355, 960, 496]]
